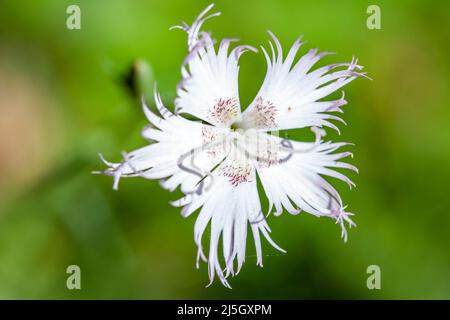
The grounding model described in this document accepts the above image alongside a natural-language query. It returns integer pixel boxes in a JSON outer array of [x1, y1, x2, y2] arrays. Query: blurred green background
[[1, 0, 449, 299]]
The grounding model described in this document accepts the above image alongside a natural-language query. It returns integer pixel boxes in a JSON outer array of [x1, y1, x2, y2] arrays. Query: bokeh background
[[1, 0, 449, 299]]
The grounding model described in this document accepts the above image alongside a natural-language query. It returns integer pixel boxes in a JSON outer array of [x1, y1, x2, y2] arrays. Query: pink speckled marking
[[208, 97, 238, 125], [201, 126, 222, 159], [252, 96, 278, 128], [220, 162, 252, 187]]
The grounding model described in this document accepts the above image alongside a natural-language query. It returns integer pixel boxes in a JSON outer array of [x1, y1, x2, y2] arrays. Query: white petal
[[247, 132, 357, 239], [98, 89, 230, 192], [173, 5, 257, 127], [240, 32, 367, 131]]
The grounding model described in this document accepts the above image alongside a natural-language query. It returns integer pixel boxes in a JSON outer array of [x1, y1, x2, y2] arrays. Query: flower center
[[230, 122, 241, 131]]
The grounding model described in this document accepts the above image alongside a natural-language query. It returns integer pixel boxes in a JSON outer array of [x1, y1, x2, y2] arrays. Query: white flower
[[96, 4, 366, 288]]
